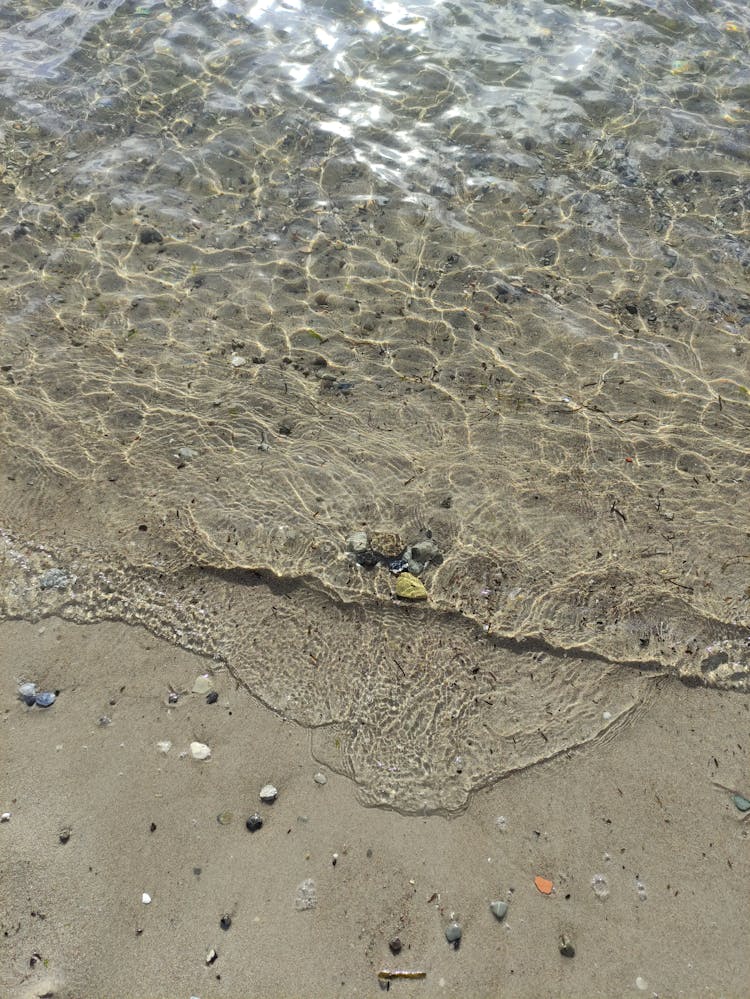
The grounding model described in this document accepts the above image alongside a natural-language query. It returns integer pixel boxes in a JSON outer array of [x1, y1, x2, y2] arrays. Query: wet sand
[[1, 616, 748, 999]]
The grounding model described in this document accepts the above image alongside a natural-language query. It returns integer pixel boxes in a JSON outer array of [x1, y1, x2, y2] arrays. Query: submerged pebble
[[346, 531, 369, 554], [395, 572, 428, 601], [39, 568, 72, 590]]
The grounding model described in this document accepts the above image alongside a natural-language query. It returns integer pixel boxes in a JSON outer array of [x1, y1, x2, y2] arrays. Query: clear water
[[1, 0, 748, 812]]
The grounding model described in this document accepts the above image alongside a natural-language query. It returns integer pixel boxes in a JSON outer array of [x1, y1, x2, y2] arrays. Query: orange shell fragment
[[534, 876, 554, 895]]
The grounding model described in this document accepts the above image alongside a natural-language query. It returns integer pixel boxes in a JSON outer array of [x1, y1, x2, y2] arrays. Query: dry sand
[[1, 617, 748, 999]]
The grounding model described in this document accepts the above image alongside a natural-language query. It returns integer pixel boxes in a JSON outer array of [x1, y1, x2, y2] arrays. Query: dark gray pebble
[[245, 813, 263, 832], [139, 226, 163, 245], [559, 934, 575, 958], [206, 691, 219, 704], [59, 828, 71, 844], [220, 915, 232, 931], [388, 937, 402, 955]]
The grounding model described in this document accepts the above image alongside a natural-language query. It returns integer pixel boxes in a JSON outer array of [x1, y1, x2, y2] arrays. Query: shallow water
[[0, 0, 748, 812]]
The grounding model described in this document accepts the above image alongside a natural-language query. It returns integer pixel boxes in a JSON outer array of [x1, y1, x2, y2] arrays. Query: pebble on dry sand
[[388, 937, 402, 955], [445, 921, 462, 946], [190, 741, 211, 760], [295, 878, 317, 911], [246, 813, 263, 832], [489, 900, 508, 921], [559, 933, 575, 958], [259, 784, 278, 803]]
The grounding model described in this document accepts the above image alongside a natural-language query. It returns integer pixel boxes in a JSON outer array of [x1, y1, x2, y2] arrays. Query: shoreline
[[1, 616, 748, 998]]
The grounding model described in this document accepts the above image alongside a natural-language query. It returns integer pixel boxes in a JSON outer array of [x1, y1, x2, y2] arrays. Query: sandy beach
[[1, 616, 748, 999]]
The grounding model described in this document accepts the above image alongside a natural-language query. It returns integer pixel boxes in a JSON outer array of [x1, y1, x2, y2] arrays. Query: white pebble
[[259, 784, 278, 803], [1, 812, 11, 822], [635, 976, 648, 991], [190, 742, 211, 761], [313, 772, 327, 785], [230, 354, 247, 367], [156, 740, 172, 754], [142, 892, 151, 904]]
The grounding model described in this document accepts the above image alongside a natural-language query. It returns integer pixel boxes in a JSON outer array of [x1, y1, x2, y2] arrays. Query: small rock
[[410, 539, 441, 564], [35, 692, 57, 708], [355, 549, 381, 568], [18, 682, 37, 705], [559, 934, 575, 958], [388, 937, 402, 955], [206, 948, 218, 965], [190, 741, 211, 761], [445, 921, 462, 946], [142, 892, 152, 904], [313, 772, 328, 785], [176, 446, 199, 462], [156, 740, 172, 754], [245, 813, 263, 832], [220, 914, 232, 931], [395, 572, 428, 601], [192, 675, 213, 694], [40, 568, 72, 590], [346, 531, 369, 554], [139, 226, 163, 245], [59, 827, 71, 844], [489, 900, 508, 921], [732, 793, 750, 812], [1, 812, 11, 822], [259, 784, 278, 803], [230, 353, 247, 367], [591, 873, 609, 900], [295, 878, 317, 911], [386, 554, 410, 574], [206, 691, 219, 705]]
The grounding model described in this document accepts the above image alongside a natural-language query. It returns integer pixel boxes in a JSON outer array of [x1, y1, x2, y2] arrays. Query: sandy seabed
[[1, 617, 748, 999]]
